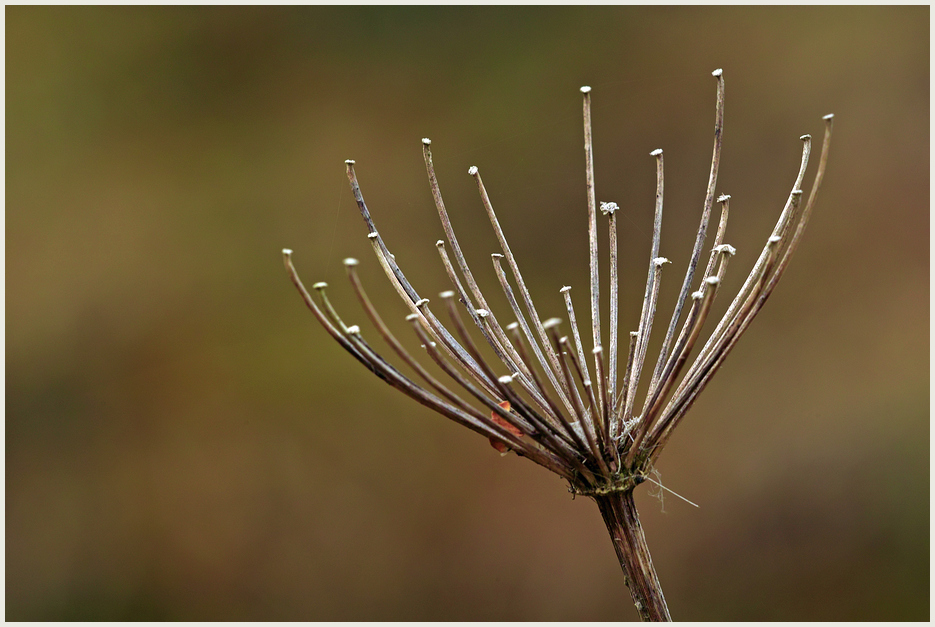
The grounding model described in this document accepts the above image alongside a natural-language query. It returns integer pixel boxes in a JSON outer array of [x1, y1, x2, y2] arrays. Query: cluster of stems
[[284, 69, 832, 621]]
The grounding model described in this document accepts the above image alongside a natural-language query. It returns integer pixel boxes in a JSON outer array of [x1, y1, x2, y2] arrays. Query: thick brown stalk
[[595, 491, 671, 621]]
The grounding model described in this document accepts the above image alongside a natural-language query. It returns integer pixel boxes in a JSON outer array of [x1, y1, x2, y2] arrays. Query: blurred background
[[6, 6, 928, 621]]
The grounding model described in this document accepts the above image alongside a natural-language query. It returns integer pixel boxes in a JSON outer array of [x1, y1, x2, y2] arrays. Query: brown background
[[6, 6, 929, 620]]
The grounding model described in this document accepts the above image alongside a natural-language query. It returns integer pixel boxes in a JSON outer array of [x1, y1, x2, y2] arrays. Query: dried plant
[[283, 69, 833, 621]]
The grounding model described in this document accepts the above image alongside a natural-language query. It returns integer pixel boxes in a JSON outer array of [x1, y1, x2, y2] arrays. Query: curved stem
[[595, 491, 671, 621]]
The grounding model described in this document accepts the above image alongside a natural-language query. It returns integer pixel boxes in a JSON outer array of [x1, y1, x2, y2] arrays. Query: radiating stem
[[602, 202, 620, 411], [471, 166, 575, 414], [560, 285, 594, 398], [617, 330, 639, 438], [581, 86, 601, 379], [622, 257, 670, 429], [686, 134, 811, 390], [492, 254, 577, 417], [652, 69, 724, 388]]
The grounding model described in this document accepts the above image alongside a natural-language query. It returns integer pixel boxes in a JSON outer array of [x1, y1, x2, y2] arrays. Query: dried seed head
[[285, 70, 833, 585]]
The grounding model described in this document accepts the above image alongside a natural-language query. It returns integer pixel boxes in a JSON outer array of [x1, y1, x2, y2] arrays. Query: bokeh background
[[6, 6, 929, 621]]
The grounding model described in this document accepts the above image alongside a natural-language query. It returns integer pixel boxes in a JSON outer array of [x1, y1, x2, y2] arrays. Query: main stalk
[[595, 491, 671, 621]]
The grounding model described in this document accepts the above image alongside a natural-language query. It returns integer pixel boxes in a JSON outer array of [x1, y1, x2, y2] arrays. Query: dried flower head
[[283, 69, 832, 621]]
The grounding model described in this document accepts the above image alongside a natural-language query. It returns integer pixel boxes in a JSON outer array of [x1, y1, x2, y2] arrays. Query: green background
[[7, 6, 928, 620]]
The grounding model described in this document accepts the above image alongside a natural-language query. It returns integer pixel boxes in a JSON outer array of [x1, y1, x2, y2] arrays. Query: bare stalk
[[595, 490, 671, 622]]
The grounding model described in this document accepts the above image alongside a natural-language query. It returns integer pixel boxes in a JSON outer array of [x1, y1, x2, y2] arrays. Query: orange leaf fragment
[[488, 400, 523, 455]]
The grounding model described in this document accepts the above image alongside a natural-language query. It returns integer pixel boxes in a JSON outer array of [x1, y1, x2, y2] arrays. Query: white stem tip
[[312, 282, 328, 290], [439, 290, 455, 299], [712, 68, 723, 77], [600, 202, 619, 215], [422, 138, 431, 145], [282, 248, 293, 256], [800, 134, 811, 141], [543, 317, 563, 330], [593, 345, 603, 354], [436, 240, 445, 248], [653, 257, 671, 267], [415, 298, 430, 307], [506, 322, 519, 331], [476, 309, 490, 318], [823, 113, 835, 120], [468, 166, 478, 176], [406, 313, 419, 322], [498, 374, 516, 384], [346, 325, 361, 334], [560, 285, 572, 293], [344, 159, 355, 165], [367, 232, 379, 240], [580, 86, 591, 94], [717, 194, 731, 203], [343, 257, 359, 266], [650, 148, 663, 157], [714, 244, 736, 256], [705, 276, 721, 286]]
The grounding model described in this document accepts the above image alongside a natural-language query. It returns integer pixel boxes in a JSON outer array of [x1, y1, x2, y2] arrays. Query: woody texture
[[283, 69, 833, 621]]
